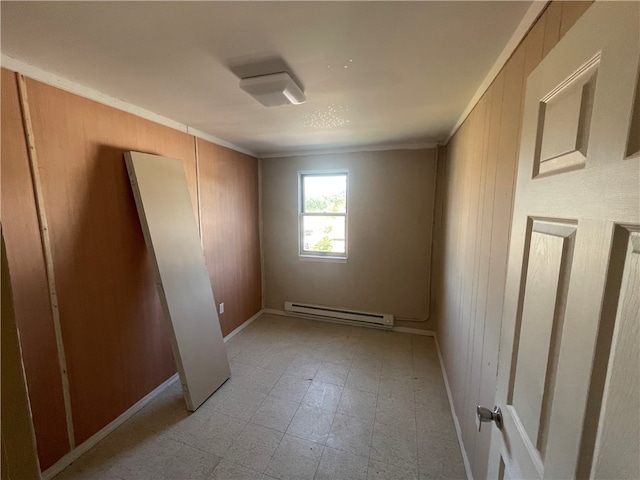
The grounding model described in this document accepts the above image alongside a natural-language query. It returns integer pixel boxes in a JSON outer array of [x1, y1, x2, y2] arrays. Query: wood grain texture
[[2, 231, 42, 480], [491, 3, 639, 478], [591, 231, 640, 479], [18, 72, 76, 450], [0, 68, 70, 469], [459, 94, 488, 444], [470, 71, 505, 476], [24, 78, 197, 445], [197, 138, 261, 337], [465, 87, 492, 452], [523, 10, 546, 79], [512, 231, 566, 446], [432, 2, 594, 478]]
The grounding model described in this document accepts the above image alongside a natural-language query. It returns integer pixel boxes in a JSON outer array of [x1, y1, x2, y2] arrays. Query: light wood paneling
[[24, 78, 197, 445], [3, 71, 262, 470], [432, 2, 594, 478], [542, 2, 562, 57], [1, 233, 42, 480], [591, 231, 640, 479], [523, 12, 546, 81], [458, 94, 487, 440], [470, 70, 505, 476], [0, 68, 69, 469], [197, 139, 261, 336]]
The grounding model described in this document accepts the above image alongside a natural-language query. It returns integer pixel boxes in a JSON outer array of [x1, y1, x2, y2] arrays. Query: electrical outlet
[[219, 302, 224, 314]]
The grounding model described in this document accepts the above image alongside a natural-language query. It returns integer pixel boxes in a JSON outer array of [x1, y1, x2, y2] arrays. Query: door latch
[[476, 405, 503, 432]]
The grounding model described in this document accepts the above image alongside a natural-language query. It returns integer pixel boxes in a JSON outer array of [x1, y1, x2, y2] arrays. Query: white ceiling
[[1, 1, 533, 157]]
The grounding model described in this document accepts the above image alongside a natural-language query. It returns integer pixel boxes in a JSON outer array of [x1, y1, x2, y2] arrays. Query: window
[[299, 172, 348, 258]]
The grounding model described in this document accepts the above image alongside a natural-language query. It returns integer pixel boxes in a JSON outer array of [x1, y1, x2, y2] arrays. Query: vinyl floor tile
[[314, 447, 368, 480], [250, 395, 300, 432], [264, 435, 323, 480], [224, 423, 284, 472], [52, 314, 464, 480], [286, 404, 335, 444]]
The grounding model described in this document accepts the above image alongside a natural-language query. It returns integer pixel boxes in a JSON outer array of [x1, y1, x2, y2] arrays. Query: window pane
[[302, 215, 346, 254], [303, 175, 346, 213]]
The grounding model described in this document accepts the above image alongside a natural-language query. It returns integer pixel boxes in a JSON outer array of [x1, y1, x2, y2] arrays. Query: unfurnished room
[[1, 1, 639, 479]]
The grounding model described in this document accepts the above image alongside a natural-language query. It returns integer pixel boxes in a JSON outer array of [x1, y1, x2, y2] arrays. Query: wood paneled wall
[[431, 2, 593, 478], [1, 69, 70, 468], [26, 78, 197, 446], [1, 69, 261, 470], [1, 232, 42, 480], [197, 139, 261, 337]]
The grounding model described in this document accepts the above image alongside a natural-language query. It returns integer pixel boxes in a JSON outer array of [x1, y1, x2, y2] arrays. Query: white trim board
[[445, 0, 550, 143], [393, 326, 435, 337], [41, 373, 179, 480], [223, 309, 263, 343], [17, 73, 76, 449], [0, 55, 258, 158], [434, 335, 473, 480], [258, 159, 267, 310]]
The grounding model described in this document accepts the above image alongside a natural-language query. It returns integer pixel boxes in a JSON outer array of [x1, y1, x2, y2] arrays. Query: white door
[[125, 152, 230, 412], [488, 2, 640, 479]]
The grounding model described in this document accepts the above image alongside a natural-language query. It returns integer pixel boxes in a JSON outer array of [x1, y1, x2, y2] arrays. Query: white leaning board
[[125, 151, 230, 411]]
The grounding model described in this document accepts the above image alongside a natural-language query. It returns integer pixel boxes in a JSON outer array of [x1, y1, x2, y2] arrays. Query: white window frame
[[298, 170, 348, 261]]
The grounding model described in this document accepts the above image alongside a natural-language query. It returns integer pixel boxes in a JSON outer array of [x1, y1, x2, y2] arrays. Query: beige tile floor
[[54, 314, 466, 480]]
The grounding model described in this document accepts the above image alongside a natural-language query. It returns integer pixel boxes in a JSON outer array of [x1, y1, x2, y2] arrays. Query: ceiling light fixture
[[239, 72, 306, 107]]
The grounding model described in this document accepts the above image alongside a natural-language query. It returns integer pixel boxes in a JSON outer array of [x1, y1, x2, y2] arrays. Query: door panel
[[125, 152, 230, 412], [511, 222, 574, 456], [536, 60, 597, 176], [489, 3, 640, 479], [590, 230, 640, 479]]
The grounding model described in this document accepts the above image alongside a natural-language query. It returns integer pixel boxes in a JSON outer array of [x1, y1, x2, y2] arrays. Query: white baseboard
[[434, 334, 473, 480], [42, 373, 179, 480], [392, 326, 435, 336], [223, 309, 263, 343]]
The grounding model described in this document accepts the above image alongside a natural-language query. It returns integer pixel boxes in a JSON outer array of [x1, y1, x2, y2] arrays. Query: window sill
[[298, 255, 348, 263]]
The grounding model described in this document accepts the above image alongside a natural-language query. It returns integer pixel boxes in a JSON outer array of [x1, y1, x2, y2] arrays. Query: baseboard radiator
[[284, 301, 394, 327]]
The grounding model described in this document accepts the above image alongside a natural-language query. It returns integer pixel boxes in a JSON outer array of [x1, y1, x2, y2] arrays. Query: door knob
[[477, 405, 503, 432]]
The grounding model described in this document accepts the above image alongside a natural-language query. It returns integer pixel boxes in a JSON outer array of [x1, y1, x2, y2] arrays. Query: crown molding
[[445, 0, 550, 144]]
